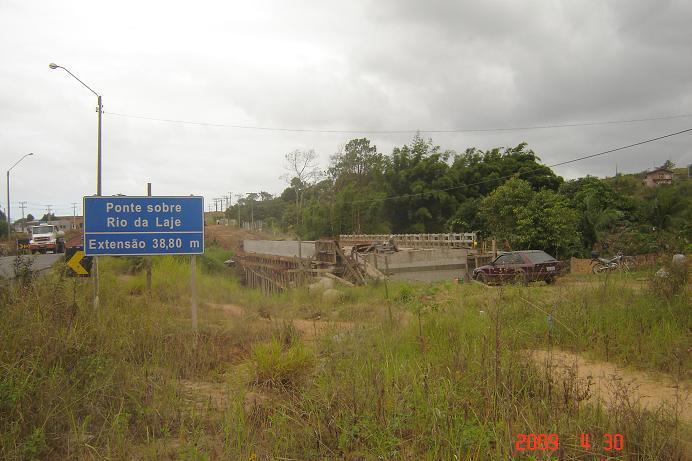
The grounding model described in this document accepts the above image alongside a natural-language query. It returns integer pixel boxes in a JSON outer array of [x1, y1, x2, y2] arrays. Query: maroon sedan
[[472, 250, 565, 285]]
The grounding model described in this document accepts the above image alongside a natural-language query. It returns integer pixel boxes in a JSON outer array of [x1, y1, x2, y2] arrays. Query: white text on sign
[[105, 201, 183, 213], [106, 217, 182, 230]]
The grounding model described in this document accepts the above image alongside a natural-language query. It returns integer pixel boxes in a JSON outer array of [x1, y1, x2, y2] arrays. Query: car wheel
[[545, 276, 555, 285], [475, 272, 487, 284], [514, 270, 528, 286]]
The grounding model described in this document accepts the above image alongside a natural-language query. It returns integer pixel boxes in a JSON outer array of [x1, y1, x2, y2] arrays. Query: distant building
[[49, 216, 84, 231], [643, 168, 674, 187], [14, 216, 83, 234]]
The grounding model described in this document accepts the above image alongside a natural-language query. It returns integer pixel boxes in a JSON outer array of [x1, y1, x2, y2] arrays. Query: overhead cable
[[103, 110, 692, 135], [349, 127, 692, 204]]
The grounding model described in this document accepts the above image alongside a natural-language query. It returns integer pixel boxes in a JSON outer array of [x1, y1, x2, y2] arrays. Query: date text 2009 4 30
[[514, 433, 624, 453]]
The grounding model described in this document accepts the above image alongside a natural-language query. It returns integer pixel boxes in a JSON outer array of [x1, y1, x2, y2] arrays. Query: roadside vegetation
[[226, 138, 690, 258], [0, 248, 689, 459]]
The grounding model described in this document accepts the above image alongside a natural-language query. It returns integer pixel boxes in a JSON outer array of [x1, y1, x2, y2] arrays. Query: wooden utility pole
[[236, 194, 242, 227], [226, 193, 232, 225], [71, 203, 78, 229], [18, 201, 27, 221]]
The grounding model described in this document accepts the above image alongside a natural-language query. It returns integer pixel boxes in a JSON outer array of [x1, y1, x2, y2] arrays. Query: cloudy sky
[[1, 0, 691, 220]]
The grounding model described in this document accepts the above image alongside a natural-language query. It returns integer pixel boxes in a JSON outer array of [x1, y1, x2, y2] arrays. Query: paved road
[[0, 253, 63, 278]]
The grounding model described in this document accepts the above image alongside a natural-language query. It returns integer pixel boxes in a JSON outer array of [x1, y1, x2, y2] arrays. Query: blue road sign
[[84, 196, 204, 256]]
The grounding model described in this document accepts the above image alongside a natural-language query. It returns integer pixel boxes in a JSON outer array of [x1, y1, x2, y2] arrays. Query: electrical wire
[[348, 127, 692, 204], [103, 110, 692, 134], [14, 126, 691, 213]]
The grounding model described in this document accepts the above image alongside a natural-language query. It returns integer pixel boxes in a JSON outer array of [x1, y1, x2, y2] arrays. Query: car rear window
[[525, 251, 556, 263]]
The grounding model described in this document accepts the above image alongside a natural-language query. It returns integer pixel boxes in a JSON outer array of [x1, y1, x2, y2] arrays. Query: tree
[[448, 143, 562, 202], [447, 197, 482, 233], [26, 213, 34, 222], [328, 138, 388, 233], [385, 134, 457, 233], [479, 177, 534, 243], [647, 185, 683, 231], [283, 149, 320, 238], [560, 177, 630, 250], [661, 159, 676, 170], [480, 177, 580, 257], [515, 190, 581, 258], [328, 138, 383, 188]]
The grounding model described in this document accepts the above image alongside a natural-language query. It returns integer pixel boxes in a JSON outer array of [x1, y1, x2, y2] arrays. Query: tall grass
[[218, 305, 687, 459], [0, 252, 263, 459], [1, 254, 688, 459], [478, 276, 690, 375]]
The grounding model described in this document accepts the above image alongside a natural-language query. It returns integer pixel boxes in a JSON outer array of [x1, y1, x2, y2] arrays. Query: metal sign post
[[191, 254, 198, 333]]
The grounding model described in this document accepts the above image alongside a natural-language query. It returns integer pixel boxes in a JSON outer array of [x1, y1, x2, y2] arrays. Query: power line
[[103, 110, 692, 135], [349, 127, 692, 204]]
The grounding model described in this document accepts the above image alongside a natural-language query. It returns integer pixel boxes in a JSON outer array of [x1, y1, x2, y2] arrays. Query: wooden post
[[191, 255, 198, 333], [384, 255, 390, 300], [384, 255, 392, 324], [464, 258, 471, 282], [93, 257, 99, 310], [146, 182, 152, 294]]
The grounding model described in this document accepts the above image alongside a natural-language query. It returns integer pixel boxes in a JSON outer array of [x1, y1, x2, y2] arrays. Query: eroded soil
[[529, 349, 691, 422]]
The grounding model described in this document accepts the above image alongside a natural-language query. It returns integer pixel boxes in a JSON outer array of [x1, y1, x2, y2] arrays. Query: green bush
[[200, 246, 233, 275], [649, 259, 689, 299], [251, 339, 315, 389]]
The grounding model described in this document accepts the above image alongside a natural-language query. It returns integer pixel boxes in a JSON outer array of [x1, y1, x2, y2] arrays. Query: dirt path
[[207, 302, 245, 317], [205, 302, 356, 341], [529, 349, 691, 422]]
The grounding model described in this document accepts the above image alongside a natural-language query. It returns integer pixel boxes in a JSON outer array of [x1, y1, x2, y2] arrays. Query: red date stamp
[[514, 433, 625, 456], [580, 433, 625, 452], [515, 433, 560, 451]]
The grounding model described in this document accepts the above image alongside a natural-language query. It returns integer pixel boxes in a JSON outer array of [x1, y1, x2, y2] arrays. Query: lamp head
[[48, 63, 59, 69]]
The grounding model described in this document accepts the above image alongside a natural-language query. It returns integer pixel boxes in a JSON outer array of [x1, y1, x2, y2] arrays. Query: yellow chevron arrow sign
[[66, 249, 90, 276]]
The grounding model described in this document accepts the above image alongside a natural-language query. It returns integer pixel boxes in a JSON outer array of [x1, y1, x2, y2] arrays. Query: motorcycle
[[591, 252, 631, 274]]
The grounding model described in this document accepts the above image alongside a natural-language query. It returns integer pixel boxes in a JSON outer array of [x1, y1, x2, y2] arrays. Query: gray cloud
[[1, 0, 691, 220]]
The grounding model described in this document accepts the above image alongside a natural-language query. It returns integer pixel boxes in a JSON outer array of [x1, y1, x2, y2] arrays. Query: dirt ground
[[205, 302, 357, 342], [529, 349, 691, 423], [204, 224, 266, 252], [179, 301, 359, 418]]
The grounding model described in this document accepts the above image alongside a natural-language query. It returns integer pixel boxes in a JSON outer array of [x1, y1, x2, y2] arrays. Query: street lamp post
[[6, 153, 34, 247], [50, 63, 103, 309], [49, 63, 102, 195]]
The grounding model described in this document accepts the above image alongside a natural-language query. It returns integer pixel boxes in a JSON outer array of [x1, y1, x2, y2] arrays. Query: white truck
[[29, 223, 65, 254]]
